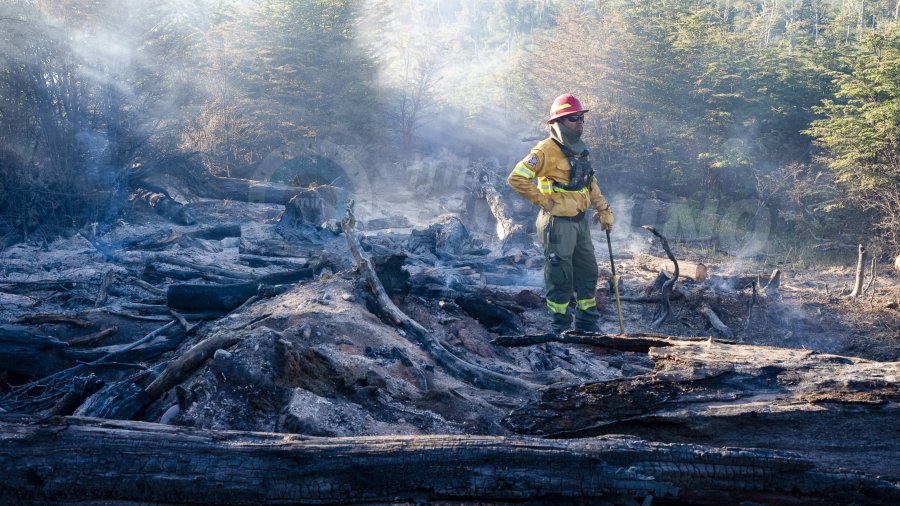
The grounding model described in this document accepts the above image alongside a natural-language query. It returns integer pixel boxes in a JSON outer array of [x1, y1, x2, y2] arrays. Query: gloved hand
[[593, 208, 614, 231]]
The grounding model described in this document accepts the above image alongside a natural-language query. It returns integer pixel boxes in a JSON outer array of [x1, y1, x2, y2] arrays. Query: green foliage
[[807, 27, 900, 250]]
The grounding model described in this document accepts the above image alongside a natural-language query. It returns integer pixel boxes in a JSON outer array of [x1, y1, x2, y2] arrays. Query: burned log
[[697, 303, 735, 339], [0, 415, 897, 505], [166, 268, 314, 311], [118, 224, 241, 252], [503, 340, 900, 485], [493, 331, 718, 352], [0, 327, 74, 377], [189, 175, 308, 205], [129, 188, 195, 225], [15, 313, 93, 327], [0, 320, 182, 415]]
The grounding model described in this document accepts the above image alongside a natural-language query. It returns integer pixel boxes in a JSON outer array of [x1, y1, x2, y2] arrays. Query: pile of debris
[[0, 173, 898, 505]]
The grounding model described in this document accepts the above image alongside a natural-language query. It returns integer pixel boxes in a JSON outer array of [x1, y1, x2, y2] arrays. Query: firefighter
[[507, 93, 614, 334]]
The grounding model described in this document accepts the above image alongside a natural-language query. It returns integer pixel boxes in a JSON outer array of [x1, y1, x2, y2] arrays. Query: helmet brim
[[546, 109, 590, 124]]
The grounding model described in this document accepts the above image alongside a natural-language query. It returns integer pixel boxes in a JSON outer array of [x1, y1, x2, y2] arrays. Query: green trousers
[[536, 211, 600, 333]]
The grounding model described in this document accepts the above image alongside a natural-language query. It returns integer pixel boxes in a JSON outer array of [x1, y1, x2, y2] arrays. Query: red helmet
[[547, 93, 589, 124]]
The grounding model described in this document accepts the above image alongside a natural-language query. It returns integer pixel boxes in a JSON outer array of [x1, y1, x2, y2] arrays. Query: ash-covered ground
[[1, 178, 898, 462]]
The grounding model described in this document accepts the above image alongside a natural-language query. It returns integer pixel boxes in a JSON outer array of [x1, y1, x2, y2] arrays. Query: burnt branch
[[642, 226, 679, 327]]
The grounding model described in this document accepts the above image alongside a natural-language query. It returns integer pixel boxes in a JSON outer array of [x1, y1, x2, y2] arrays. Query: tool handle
[[605, 230, 617, 277]]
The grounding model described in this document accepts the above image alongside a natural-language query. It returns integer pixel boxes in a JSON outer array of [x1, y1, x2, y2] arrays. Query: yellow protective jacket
[[507, 137, 610, 217]]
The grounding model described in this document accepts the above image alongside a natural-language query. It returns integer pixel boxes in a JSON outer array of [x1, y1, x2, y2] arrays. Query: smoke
[[357, 0, 539, 165]]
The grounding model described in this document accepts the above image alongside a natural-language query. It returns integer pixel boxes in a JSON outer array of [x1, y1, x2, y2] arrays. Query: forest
[[0, 0, 898, 258], [1, 1, 899, 505]]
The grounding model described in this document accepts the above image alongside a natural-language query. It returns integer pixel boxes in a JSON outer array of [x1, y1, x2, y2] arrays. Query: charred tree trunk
[[0, 415, 896, 505]]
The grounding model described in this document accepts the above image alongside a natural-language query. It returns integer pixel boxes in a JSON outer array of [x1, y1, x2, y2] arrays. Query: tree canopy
[[1, 0, 898, 254]]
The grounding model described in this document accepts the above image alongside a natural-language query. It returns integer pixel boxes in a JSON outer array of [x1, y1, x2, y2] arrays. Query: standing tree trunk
[[850, 243, 866, 298]]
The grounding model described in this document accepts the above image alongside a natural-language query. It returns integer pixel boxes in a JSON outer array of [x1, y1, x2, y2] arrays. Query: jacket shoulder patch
[[523, 154, 539, 169]]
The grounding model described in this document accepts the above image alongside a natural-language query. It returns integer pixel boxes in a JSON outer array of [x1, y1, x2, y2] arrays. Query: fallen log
[[129, 188, 195, 225], [142, 330, 244, 402], [493, 331, 716, 352], [634, 252, 707, 282], [698, 303, 735, 339], [15, 313, 94, 327], [0, 280, 80, 295], [192, 175, 305, 205], [165, 268, 314, 311], [503, 340, 900, 484], [68, 327, 118, 347], [239, 253, 309, 269], [1, 415, 897, 505], [0, 327, 74, 377], [118, 224, 241, 251], [0, 321, 181, 415]]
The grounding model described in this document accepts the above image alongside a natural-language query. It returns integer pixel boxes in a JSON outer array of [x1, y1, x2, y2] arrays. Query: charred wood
[[0, 321, 180, 415], [478, 177, 531, 255], [129, 188, 195, 225], [15, 313, 93, 327], [239, 233, 311, 259], [0, 415, 897, 505], [454, 293, 521, 335], [239, 254, 308, 269], [164, 267, 314, 312], [142, 330, 244, 402], [0, 280, 80, 295], [698, 303, 735, 339], [95, 269, 115, 307], [68, 327, 118, 347], [493, 331, 717, 352], [0, 327, 74, 377], [151, 254, 255, 281], [643, 226, 679, 327], [343, 200, 534, 396], [503, 340, 900, 488], [190, 176, 307, 206]]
